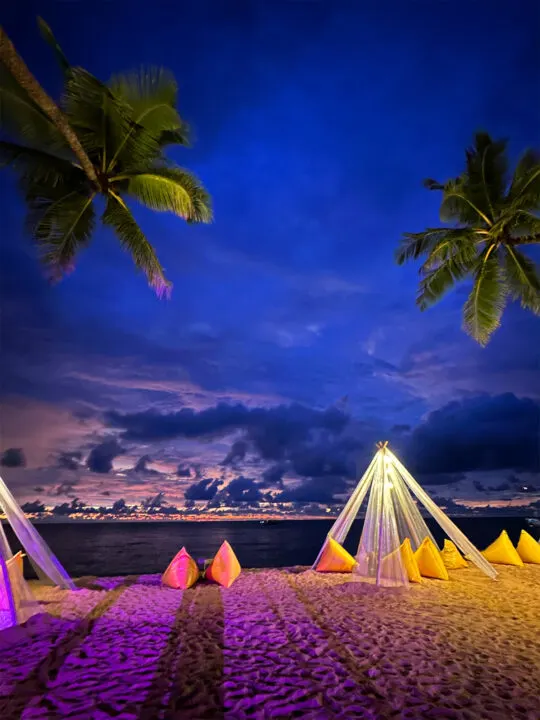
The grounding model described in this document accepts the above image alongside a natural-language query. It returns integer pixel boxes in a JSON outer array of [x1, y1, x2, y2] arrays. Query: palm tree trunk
[[0, 26, 98, 187]]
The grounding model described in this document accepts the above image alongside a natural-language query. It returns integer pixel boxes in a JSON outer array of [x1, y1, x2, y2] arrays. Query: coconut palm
[[396, 132, 540, 345], [0, 20, 211, 296]]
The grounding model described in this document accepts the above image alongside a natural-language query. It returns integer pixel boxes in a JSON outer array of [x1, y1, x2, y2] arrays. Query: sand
[[0, 566, 538, 719]]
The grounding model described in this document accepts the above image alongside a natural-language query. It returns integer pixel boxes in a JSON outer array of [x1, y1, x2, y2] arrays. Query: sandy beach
[[0, 566, 538, 720]]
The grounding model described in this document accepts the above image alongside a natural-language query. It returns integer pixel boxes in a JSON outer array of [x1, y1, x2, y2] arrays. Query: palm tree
[[0, 20, 211, 296], [396, 132, 540, 345]]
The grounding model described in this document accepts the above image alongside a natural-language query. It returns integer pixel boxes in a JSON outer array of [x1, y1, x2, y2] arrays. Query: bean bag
[[440, 540, 468, 569], [315, 537, 356, 572], [206, 541, 241, 588], [162, 547, 199, 589], [8, 551, 24, 576], [414, 537, 449, 580], [482, 530, 523, 567], [400, 538, 422, 583], [516, 530, 540, 564]]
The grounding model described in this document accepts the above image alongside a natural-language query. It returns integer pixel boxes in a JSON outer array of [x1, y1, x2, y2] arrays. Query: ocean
[[3, 516, 534, 577]]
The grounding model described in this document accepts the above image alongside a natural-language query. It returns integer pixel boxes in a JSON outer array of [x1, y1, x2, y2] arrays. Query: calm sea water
[[4, 517, 533, 577]]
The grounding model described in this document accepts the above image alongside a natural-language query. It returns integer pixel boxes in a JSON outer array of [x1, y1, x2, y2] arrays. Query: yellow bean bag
[[400, 538, 423, 583], [414, 537, 449, 580], [440, 539, 468, 569], [315, 537, 356, 572], [482, 530, 523, 567], [162, 547, 199, 589], [206, 540, 241, 588], [516, 530, 540, 564]]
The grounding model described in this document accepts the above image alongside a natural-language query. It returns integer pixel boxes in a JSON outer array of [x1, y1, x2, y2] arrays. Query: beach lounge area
[[0, 565, 538, 719]]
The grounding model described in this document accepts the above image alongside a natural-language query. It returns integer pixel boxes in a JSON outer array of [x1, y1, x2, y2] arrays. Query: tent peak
[[376, 440, 389, 450]]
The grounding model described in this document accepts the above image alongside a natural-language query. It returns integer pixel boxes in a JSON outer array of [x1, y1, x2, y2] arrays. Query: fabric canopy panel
[[1, 474, 75, 630], [0, 475, 74, 591], [312, 443, 497, 588]]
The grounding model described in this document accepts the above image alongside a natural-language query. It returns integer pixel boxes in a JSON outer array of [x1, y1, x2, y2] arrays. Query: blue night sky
[[1, 1, 539, 514]]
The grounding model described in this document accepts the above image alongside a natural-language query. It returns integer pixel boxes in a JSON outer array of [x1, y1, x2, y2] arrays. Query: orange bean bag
[[162, 547, 199, 589], [205, 541, 241, 588], [315, 537, 356, 572]]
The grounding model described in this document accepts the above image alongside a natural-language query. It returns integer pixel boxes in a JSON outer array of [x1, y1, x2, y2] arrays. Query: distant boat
[[525, 518, 540, 528], [259, 519, 278, 525]]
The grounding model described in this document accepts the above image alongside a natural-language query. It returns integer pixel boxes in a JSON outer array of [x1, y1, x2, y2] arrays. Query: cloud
[[222, 476, 263, 503], [87, 439, 124, 474], [222, 439, 248, 466], [106, 403, 348, 444], [261, 463, 286, 488], [184, 478, 223, 501], [133, 455, 162, 475], [176, 464, 192, 478], [57, 451, 83, 471], [0, 447, 26, 468], [50, 480, 79, 497], [406, 394, 540, 474], [276, 476, 349, 503]]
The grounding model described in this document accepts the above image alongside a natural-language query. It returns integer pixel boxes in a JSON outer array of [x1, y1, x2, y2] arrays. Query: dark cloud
[[222, 440, 248, 466], [276, 476, 348, 504], [108, 402, 354, 484], [261, 463, 286, 488], [33, 486, 45, 493], [407, 394, 540, 474], [391, 424, 411, 434], [1, 448, 26, 468], [50, 481, 79, 497], [57, 451, 83, 471], [106, 403, 348, 450], [419, 472, 466, 486], [176, 464, 192, 478], [222, 476, 263, 503], [87, 439, 124, 474], [184, 478, 223, 501], [133, 455, 161, 475]]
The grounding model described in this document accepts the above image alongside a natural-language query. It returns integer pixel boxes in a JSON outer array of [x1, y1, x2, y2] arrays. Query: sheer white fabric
[[0, 552, 41, 630], [313, 444, 497, 586], [1, 475, 74, 590]]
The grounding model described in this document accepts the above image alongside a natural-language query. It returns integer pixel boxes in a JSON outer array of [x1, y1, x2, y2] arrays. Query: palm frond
[[439, 178, 493, 227], [463, 248, 507, 345], [62, 67, 133, 165], [117, 166, 212, 222], [464, 131, 508, 220], [158, 126, 191, 149], [504, 246, 540, 314], [106, 67, 187, 171], [417, 240, 478, 309], [0, 139, 82, 186], [0, 64, 67, 153], [37, 17, 71, 75], [507, 149, 540, 211], [396, 227, 479, 264], [26, 188, 96, 274], [102, 193, 171, 296]]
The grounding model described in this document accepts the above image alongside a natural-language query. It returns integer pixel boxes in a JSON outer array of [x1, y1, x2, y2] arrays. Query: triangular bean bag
[[482, 530, 523, 567], [400, 538, 422, 583], [414, 537, 449, 580], [162, 547, 199, 589], [206, 541, 241, 588], [315, 537, 356, 572], [440, 539, 468, 569], [516, 530, 540, 564]]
